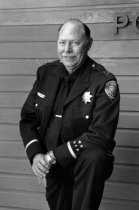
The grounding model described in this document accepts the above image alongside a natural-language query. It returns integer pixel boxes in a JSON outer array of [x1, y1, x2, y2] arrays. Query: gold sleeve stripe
[[67, 141, 77, 159], [25, 139, 38, 151]]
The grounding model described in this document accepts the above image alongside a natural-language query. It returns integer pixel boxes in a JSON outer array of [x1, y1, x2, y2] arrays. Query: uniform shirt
[[19, 56, 120, 166], [45, 58, 87, 151]]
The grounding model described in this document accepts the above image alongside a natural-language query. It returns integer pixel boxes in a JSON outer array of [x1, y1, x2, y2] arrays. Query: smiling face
[[57, 21, 92, 74]]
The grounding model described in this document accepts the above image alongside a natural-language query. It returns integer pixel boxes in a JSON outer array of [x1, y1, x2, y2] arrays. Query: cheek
[[76, 46, 87, 56], [57, 45, 63, 54]]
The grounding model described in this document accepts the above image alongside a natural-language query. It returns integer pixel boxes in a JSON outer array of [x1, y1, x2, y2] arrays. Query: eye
[[75, 41, 79, 44], [59, 41, 66, 45], [72, 41, 80, 46]]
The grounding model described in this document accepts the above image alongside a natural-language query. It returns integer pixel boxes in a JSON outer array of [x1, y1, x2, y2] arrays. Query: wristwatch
[[45, 150, 56, 165]]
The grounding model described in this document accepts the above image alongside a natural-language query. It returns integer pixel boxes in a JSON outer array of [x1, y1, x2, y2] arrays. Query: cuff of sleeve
[[70, 138, 84, 156], [53, 143, 75, 167], [26, 140, 43, 165]]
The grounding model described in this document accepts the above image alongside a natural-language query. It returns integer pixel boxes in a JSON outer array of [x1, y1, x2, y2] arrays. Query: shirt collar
[[61, 56, 89, 82]]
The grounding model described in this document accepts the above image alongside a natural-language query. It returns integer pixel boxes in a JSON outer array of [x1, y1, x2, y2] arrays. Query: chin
[[65, 63, 78, 69], [63, 61, 76, 67]]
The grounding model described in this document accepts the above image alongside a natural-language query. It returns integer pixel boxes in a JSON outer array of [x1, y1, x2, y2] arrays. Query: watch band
[[46, 151, 56, 165]]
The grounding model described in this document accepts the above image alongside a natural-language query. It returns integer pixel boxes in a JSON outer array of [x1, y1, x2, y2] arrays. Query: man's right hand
[[32, 154, 50, 177]]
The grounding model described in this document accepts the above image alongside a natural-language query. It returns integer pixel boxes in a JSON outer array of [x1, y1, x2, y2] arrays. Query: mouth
[[62, 55, 76, 59]]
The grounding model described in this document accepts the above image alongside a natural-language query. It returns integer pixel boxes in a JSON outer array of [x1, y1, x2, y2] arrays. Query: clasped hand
[[32, 153, 50, 178]]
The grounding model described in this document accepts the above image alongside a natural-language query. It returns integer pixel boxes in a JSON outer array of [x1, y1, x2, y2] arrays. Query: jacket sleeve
[[19, 68, 43, 164], [53, 78, 120, 167]]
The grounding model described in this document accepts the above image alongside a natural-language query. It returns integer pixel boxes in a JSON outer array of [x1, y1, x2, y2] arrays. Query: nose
[[64, 42, 72, 52]]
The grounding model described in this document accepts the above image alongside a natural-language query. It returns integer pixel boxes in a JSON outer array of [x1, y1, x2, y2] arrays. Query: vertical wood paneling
[[0, 1, 139, 210]]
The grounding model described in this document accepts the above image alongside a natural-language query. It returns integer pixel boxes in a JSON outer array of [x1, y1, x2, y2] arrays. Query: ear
[[87, 38, 93, 51]]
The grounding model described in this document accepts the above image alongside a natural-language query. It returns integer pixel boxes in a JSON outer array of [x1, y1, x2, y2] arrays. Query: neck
[[66, 67, 77, 75], [65, 56, 87, 74]]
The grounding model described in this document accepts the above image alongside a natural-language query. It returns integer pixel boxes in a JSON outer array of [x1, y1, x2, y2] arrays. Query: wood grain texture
[[100, 59, 139, 76], [120, 94, 139, 111], [0, 124, 21, 140], [0, 157, 139, 183], [0, 141, 138, 165], [1, 174, 139, 200], [111, 164, 139, 183], [0, 182, 138, 210], [100, 199, 139, 210], [0, 1, 139, 210], [0, 191, 48, 210], [0, 208, 34, 210], [90, 41, 139, 58], [103, 182, 139, 200], [0, 141, 26, 158], [0, 158, 32, 175], [0, 23, 139, 42], [0, 7, 139, 25], [0, 58, 139, 75], [0, 42, 57, 58], [0, 108, 20, 124], [114, 147, 139, 165], [0, 174, 44, 192], [0, 75, 35, 91], [0, 125, 138, 147], [118, 112, 139, 129], [0, 110, 139, 127], [0, 59, 42, 75], [0, 92, 27, 108], [0, 41, 139, 59], [0, 75, 139, 94], [0, 0, 138, 9], [115, 129, 139, 147], [0, 199, 139, 210], [0, 92, 139, 113]]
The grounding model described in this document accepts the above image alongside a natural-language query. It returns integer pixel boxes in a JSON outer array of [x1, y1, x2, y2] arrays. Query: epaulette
[[92, 61, 114, 78], [41, 59, 60, 67]]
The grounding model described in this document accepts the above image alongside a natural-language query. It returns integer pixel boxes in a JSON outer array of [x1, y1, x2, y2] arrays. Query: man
[[19, 19, 120, 210]]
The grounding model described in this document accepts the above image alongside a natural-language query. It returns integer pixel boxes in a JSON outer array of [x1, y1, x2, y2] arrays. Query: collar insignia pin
[[82, 91, 93, 104], [37, 92, 45, 98]]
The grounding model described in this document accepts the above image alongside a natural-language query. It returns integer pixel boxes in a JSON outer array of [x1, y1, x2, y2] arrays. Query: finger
[[32, 154, 50, 176], [38, 177, 47, 187], [39, 159, 50, 170], [32, 162, 47, 177], [35, 155, 49, 170], [39, 156, 50, 169], [33, 165, 46, 177], [38, 161, 49, 174]]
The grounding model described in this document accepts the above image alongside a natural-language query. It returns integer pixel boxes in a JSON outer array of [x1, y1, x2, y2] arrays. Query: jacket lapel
[[40, 62, 63, 140], [45, 63, 63, 106], [64, 58, 92, 106]]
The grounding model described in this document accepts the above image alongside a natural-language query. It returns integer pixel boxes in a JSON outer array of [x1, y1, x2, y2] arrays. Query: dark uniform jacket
[[19, 56, 120, 167]]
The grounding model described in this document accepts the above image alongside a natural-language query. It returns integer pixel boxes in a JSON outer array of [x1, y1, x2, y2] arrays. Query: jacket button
[[35, 103, 38, 107], [85, 115, 89, 119]]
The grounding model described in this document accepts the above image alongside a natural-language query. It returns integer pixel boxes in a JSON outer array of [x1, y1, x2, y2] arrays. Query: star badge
[[82, 91, 93, 104]]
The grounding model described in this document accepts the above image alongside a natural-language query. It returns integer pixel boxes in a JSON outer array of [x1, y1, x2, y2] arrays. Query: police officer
[[19, 18, 120, 210]]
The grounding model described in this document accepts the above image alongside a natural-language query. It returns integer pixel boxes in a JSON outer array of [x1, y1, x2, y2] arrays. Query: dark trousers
[[46, 147, 114, 210]]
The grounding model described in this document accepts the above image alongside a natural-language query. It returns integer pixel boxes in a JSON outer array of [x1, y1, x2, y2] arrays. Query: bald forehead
[[58, 21, 86, 37]]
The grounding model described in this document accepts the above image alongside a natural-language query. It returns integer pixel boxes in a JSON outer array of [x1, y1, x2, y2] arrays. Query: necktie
[[46, 74, 75, 150]]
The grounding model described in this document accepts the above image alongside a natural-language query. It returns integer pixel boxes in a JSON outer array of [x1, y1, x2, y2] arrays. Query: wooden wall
[[0, 0, 139, 209]]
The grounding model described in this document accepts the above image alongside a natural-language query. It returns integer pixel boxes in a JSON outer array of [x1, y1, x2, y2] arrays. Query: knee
[[79, 147, 105, 167]]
